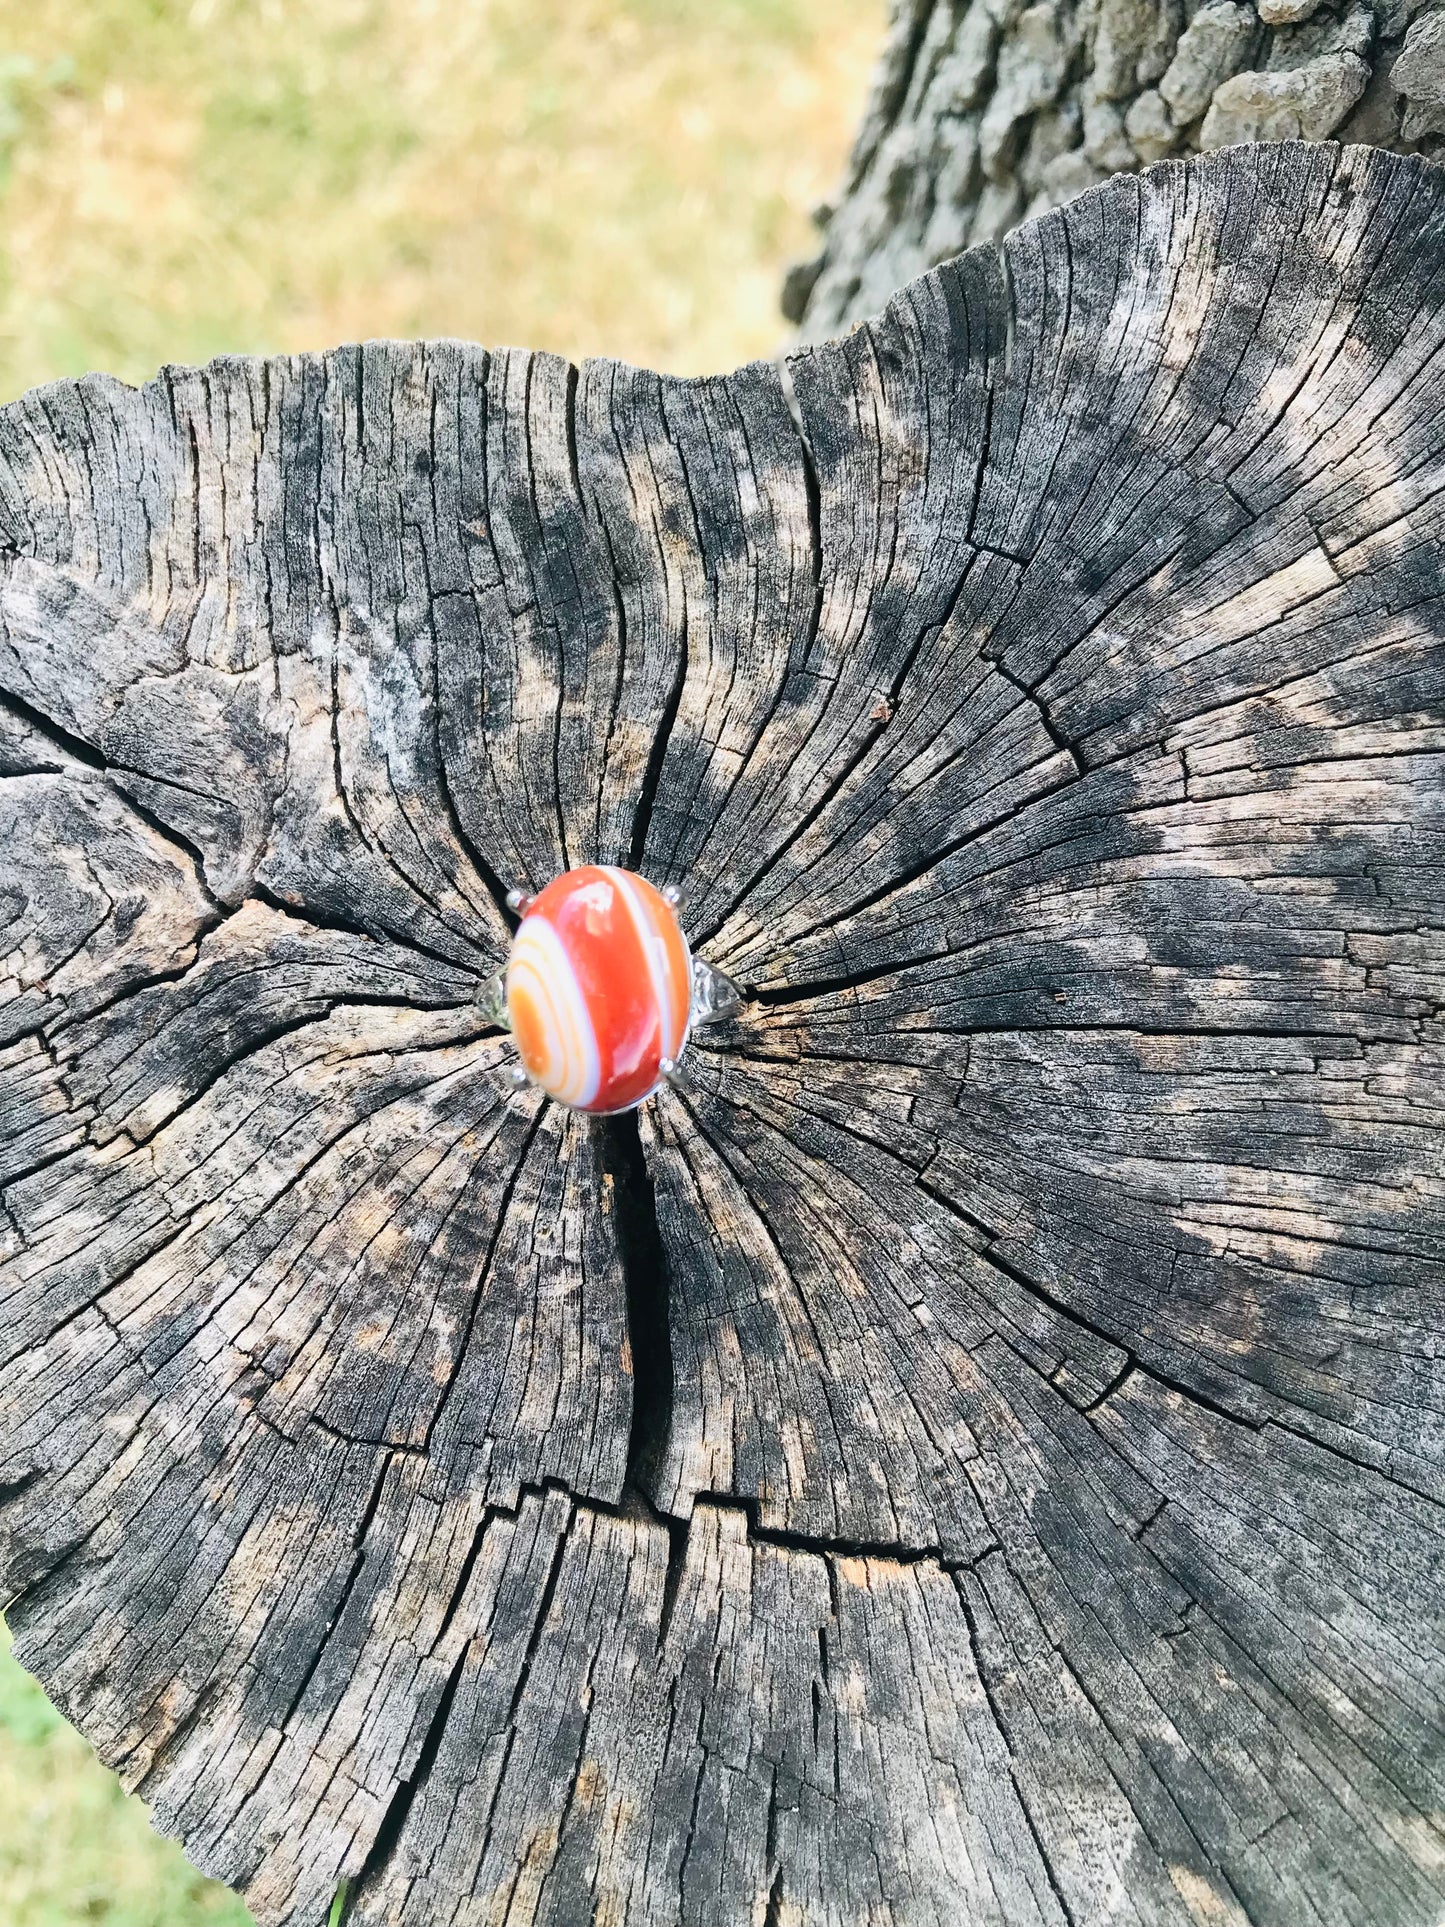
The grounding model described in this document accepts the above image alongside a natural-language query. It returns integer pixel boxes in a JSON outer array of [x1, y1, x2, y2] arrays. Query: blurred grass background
[[0, 0, 881, 402], [1, 1619, 253, 1924], [0, 1, 880, 1918]]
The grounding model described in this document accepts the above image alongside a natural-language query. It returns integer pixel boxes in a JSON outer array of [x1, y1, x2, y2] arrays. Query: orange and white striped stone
[[505, 866, 692, 1113]]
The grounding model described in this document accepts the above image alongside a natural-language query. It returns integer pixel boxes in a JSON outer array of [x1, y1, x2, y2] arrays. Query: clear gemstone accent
[[689, 955, 742, 1026], [475, 969, 509, 1027]]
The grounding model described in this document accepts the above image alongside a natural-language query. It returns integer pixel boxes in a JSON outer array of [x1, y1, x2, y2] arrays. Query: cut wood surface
[[2, 142, 1444, 1927]]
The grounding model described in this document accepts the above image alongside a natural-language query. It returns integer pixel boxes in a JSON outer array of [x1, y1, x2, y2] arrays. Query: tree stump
[[2, 142, 1444, 1927]]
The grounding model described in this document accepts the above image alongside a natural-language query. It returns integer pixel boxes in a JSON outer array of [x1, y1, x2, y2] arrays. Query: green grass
[[0, 1618, 255, 1925], [0, 0, 882, 402]]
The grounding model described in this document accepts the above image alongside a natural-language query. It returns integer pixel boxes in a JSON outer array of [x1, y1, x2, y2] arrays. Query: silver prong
[[662, 883, 682, 906], [659, 1057, 676, 1077], [505, 886, 534, 914], [509, 1064, 530, 1089], [661, 1057, 692, 1096]]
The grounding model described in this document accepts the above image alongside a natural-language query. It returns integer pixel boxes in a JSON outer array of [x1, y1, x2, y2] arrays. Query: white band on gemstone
[[607, 865, 692, 1061], [506, 915, 601, 1109]]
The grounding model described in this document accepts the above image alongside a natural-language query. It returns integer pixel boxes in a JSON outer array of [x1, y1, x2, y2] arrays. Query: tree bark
[[784, 0, 1445, 337], [2, 142, 1444, 1927]]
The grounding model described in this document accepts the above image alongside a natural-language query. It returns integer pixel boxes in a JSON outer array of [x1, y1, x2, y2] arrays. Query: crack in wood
[[347, 1639, 472, 1919], [600, 1114, 676, 1498]]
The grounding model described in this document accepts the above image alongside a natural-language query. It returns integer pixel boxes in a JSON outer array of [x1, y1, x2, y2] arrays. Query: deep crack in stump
[[600, 1111, 675, 1498]]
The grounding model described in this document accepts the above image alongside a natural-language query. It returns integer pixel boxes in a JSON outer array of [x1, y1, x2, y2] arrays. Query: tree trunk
[[784, 0, 1445, 337], [2, 143, 1444, 1927]]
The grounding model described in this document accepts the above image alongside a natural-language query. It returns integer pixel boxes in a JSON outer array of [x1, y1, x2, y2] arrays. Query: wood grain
[[2, 144, 1443, 1926]]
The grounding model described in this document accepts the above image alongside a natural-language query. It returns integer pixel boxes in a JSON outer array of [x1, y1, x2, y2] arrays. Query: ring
[[477, 865, 741, 1113]]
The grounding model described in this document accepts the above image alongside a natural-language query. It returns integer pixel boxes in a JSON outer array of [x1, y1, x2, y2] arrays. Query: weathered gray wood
[[2, 143, 1444, 1926], [786, 0, 1445, 339]]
